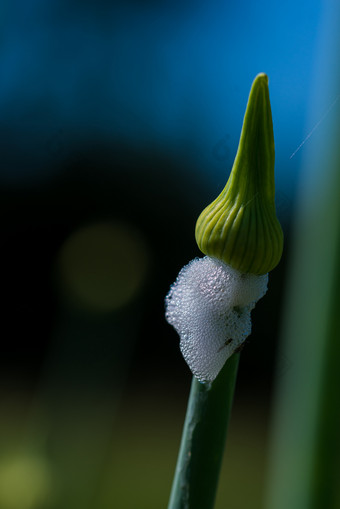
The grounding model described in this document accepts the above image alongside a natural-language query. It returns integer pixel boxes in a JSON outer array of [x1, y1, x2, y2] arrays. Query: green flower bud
[[195, 73, 283, 275]]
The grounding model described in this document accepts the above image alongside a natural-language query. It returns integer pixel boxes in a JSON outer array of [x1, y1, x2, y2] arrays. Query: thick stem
[[168, 353, 240, 509]]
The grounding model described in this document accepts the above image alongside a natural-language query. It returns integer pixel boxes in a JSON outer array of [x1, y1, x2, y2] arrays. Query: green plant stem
[[168, 353, 240, 509]]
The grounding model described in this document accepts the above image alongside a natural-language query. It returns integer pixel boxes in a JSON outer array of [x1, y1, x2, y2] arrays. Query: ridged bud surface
[[195, 73, 283, 275]]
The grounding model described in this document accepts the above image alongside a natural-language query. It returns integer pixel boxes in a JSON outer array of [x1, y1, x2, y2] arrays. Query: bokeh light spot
[[0, 455, 53, 509], [57, 221, 149, 312]]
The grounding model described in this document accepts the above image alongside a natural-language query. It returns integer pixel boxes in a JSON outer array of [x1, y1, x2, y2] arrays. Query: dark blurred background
[[0, 0, 332, 508]]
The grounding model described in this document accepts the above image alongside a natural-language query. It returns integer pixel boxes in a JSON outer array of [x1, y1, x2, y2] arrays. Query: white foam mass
[[165, 256, 268, 383]]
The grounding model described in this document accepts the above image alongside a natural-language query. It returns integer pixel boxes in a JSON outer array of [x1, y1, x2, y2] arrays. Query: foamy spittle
[[165, 257, 268, 382]]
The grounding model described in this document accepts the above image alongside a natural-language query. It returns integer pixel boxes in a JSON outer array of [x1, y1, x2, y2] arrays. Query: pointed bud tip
[[195, 73, 283, 275], [255, 72, 268, 83], [247, 73, 270, 110]]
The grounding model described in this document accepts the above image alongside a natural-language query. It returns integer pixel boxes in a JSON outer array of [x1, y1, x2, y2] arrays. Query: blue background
[[0, 0, 323, 201]]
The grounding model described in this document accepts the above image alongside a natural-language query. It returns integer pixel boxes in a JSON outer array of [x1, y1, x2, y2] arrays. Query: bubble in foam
[[165, 256, 268, 382]]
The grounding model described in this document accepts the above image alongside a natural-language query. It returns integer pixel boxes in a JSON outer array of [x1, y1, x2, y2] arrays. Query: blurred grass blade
[[265, 4, 340, 508]]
